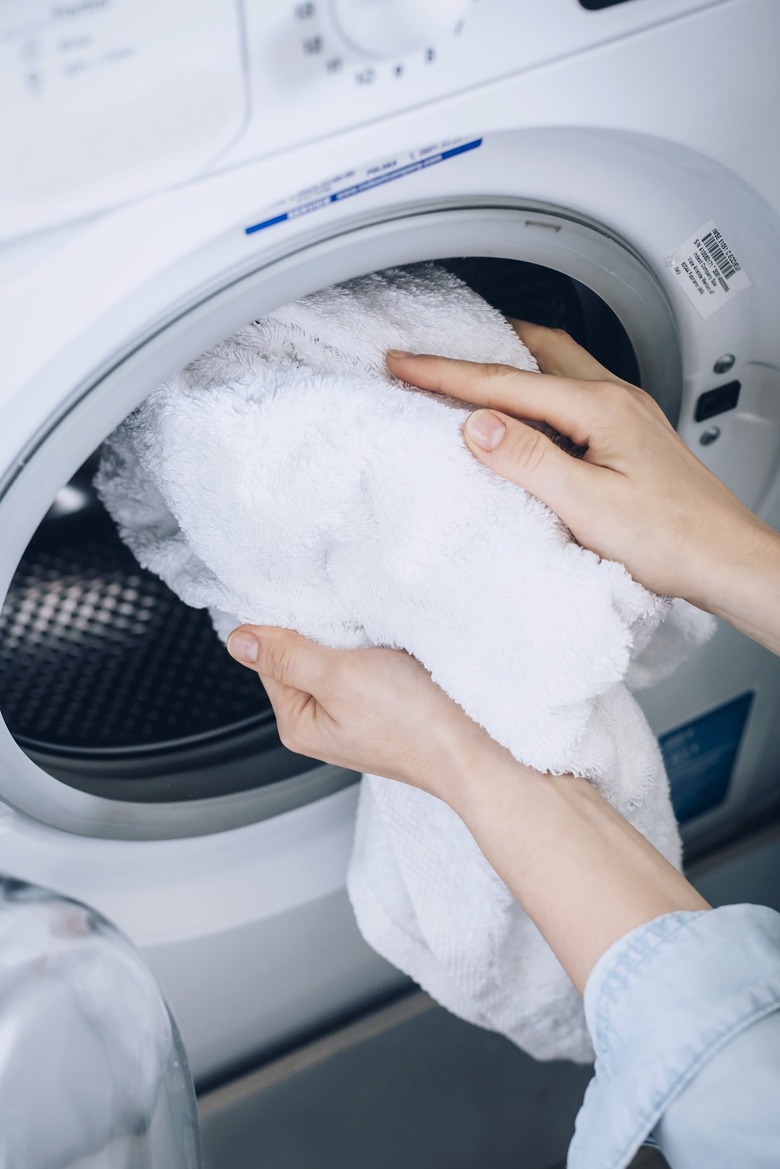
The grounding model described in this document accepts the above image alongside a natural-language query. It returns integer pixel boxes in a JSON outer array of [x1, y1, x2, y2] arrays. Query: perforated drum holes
[[0, 510, 269, 753]]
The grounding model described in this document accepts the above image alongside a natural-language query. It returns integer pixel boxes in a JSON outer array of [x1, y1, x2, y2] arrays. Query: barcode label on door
[[700, 229, 739, 280], [667, 219, 751, 319]]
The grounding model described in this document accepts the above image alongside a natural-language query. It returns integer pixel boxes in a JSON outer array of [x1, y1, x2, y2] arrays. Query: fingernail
[[466, 410, 506, 451], [227, 631, 259, 665], [386, 349, 416, 359]]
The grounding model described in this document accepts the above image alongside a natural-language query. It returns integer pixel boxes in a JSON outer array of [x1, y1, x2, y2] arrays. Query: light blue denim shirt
[[567, 904, 780, 1169]]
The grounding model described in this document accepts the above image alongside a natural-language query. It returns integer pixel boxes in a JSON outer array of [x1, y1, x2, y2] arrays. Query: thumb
[[227, 625, 328, 692], [463, 409, 588, 517]]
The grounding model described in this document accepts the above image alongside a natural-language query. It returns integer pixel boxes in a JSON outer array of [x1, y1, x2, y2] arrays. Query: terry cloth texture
[[95, 264, 714, 1062]]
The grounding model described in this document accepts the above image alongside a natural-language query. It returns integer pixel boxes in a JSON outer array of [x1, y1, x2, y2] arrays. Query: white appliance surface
[[1, 0, 779, 1084]]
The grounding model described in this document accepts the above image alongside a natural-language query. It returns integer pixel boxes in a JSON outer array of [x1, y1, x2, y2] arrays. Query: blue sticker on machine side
[[659, 691, 754, 823], [244, 138, 483, 236]]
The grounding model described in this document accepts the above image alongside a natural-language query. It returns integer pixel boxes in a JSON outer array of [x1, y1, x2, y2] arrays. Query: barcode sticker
[[667, 219, 751, 319]]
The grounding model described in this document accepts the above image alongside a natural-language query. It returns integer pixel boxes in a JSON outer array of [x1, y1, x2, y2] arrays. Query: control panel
[[0, 0, 247, 238], [225, 0, 720, 170], [0, 0, 724, 240]]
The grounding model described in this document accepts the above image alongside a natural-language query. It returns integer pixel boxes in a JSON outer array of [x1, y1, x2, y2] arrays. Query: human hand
[[225, 625, 510, 801], [385, 324, 778, 616], [226, 626, 708, 998]]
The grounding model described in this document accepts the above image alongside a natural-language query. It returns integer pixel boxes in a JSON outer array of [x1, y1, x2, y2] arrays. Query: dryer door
[[0, 200, 683, 840], [1, 125, 780, 848]]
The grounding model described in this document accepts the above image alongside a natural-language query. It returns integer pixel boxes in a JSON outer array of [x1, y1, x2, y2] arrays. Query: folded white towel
[[96, 264, 713, 1062]]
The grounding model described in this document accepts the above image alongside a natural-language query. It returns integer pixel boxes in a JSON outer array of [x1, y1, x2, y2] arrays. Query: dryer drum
[[0, 503, 271, 754], [0, 259, 637, 794]]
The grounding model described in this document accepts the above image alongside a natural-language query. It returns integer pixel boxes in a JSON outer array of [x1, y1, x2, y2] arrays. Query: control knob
[[330, 0, 471, 59]]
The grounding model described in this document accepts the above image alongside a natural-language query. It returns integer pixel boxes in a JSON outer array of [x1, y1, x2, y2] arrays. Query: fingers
[[506, 320, 622, 383], [462, 409, 590, 518], [386, 350, 595, 447]]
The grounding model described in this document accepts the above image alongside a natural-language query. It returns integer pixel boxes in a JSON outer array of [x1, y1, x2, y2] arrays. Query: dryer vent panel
[[0, 260, 636, 804]]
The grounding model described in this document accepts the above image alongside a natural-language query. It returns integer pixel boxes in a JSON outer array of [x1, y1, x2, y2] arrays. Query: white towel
[[95, 264, 713, 1062]]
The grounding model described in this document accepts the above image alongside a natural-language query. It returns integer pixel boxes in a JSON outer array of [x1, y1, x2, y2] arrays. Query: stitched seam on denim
[[592, 913, 691, 1057], [610, 1000, 780, 1169]]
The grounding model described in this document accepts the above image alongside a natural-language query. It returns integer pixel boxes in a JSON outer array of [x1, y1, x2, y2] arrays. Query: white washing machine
[[1, 0, 779, 1088]]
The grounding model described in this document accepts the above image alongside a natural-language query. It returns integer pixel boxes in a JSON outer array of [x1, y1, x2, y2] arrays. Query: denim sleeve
[[652, 1008, 780, 1167], [566, 904, 780, 1169]]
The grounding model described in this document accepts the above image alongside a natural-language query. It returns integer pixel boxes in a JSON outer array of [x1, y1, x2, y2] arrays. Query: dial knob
[[331, 0, 470, 59]]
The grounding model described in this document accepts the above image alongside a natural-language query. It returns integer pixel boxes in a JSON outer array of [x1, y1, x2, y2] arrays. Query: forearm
[[447, 751, 709, 994]]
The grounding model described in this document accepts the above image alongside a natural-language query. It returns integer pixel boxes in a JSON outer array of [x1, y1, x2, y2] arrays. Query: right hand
[[386, 324, 775, 613]]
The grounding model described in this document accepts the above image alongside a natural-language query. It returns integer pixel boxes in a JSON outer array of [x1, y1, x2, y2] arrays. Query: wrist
[[444, 735, 561, 824]]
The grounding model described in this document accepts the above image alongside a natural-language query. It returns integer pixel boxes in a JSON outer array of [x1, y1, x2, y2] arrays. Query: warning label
[[668, 219, 752, 319], [244, 137, 482, 237]]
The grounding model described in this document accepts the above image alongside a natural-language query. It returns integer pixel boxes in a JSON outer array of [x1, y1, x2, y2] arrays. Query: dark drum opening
[[0, 259, 638, 799]]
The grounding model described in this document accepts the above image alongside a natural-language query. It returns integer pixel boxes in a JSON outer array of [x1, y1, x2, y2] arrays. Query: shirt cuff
[[567, 904, 780, 1169]]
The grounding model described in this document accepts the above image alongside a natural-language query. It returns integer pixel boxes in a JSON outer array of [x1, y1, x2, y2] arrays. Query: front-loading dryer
[[1, 0, 779, 1086]]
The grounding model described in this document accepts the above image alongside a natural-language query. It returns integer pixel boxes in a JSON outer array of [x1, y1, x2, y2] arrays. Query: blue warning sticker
[[659, 692, 754, 823], [244, 137, 483, 237]]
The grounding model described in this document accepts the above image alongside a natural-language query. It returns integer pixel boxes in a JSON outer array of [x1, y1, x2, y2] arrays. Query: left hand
[[226, 631, 708, 997], [226, 625, 507, 801]]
